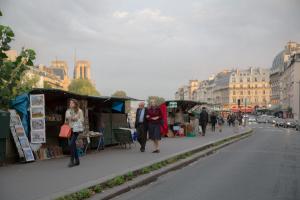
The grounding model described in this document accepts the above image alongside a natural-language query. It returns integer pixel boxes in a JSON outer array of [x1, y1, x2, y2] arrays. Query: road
[[114, 124, 300, 200]]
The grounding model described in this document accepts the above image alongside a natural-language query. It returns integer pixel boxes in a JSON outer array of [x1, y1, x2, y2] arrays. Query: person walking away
[[217, 115, 224, 132], [199, 107, 209, 136], [135, 102, 148, 152], [227, 114, 232, 127], [65, 99, 84, 167], [146, 99, 163, 153], [210, 112, 217, 132]]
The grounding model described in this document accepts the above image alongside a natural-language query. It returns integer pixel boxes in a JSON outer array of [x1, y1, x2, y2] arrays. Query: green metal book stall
[[6, 88, 136, 162]]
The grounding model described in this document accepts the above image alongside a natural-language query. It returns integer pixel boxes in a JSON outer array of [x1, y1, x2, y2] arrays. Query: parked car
[[248, 116, 257, 123], [275, 118, 285, 127], [266, 116, 275, 124], [257, 116, 267, 123], [284, 119, 297, 128]]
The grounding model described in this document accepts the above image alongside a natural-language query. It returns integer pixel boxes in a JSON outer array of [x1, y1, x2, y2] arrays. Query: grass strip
[[56, 130, 252, 200]]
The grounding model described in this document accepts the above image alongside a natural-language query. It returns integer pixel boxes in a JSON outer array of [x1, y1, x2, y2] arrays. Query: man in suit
[[135, 102, 148, 152], [199, 107, 209, 136]]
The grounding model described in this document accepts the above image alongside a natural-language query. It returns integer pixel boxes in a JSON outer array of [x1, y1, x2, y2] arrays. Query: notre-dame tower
[[73, 60, 91, 80]]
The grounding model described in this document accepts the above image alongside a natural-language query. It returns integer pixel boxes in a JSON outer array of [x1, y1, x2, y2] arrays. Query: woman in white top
[[65, 99, 84, 167]]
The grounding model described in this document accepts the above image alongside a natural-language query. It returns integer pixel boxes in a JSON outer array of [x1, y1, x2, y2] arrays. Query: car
[[284, 119, 297, 128], [275, 118, 285, 127], [266, 116, 275, 124], [257, 116, 267, 123], [248, 116, 257, 123]]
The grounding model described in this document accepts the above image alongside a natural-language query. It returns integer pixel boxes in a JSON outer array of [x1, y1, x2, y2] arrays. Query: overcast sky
[[1, 0, 300, 99]]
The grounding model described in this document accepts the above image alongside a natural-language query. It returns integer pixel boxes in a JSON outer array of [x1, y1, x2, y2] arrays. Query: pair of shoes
[[140, 148, 145, 152], [152, 150, 160, 153]]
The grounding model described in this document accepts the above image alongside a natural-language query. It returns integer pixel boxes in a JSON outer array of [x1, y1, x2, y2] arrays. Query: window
[[255, 77, 258, 82], [248, 91, 251, 95], [248, 84, 251, 88], [247, 78, 250, 82], [240, 79, 243, 83], [233, 98, 236, 103], [255, 84, 258, 88], [255, 91, 258, 95], [262, 77, 265, 82], [263, 90, 265, 95], [233, 91, 236, 95], [240, 91, 243, 95]]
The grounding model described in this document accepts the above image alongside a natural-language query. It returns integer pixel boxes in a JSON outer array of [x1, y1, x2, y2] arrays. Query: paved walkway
[[0, 126, 250, 200]]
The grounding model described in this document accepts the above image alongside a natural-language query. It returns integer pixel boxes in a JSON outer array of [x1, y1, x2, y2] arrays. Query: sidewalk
[[0, 126, 250, 200]]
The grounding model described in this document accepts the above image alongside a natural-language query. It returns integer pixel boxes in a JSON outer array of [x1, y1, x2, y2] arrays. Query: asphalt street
[[114, 124, 300, 200]]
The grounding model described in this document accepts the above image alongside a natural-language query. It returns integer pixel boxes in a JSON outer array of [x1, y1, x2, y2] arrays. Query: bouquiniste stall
[[11, 88, 136, 161]]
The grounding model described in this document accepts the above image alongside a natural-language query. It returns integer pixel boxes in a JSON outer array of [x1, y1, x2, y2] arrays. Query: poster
[[30, 94, 46, 143], [18, 136, 30, 148], [23, 148, 35, 162], [30, 130, 46, 143], [9, 109, 35, 161]]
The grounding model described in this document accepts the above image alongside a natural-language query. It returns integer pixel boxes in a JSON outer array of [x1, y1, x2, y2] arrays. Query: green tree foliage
[[112, 90, 131, 112], [68, 79, 101, 96], [0, 11, 38, 109], [147, 96, 166, 106], [112, 90, 127, 98]]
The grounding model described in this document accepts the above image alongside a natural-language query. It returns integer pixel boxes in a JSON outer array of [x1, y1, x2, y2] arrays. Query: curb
[[54, 128, 253, 200], [91, 129, 253, 200]]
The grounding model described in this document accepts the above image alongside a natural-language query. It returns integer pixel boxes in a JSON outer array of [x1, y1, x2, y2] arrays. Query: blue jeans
[[70, 131, 79, 163]]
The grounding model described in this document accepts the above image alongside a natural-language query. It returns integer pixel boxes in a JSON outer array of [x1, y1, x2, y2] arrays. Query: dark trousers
[[201, 123, 207, 135], [137, 123, 147, 150], [211, 123, 216, 132], [70, 132, 79, 163]]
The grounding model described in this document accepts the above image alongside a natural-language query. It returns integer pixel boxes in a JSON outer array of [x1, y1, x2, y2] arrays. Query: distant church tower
[[73, 60, 91, 80]]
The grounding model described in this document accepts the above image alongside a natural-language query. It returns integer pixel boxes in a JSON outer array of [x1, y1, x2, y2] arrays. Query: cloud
[[113, 11, 129, 19], [1, 0, 300, 99]]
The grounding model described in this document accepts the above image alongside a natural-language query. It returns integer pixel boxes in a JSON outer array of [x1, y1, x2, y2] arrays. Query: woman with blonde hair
[[146, 99, 163, 153], [65, 99, 84, 167]]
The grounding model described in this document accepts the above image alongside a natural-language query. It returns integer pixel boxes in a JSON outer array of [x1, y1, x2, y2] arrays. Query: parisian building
[[73, 60, 91, 80], [270, 41, 300, 107], [280, 52, 300, 119]]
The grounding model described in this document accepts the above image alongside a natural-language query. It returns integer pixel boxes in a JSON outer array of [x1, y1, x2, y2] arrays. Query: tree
[[147, 96, 166, 106], [112, 90, 131, 112], [0, 11, 37, 109], [68, 79, 101, 96], [112, 90, 127, 98]]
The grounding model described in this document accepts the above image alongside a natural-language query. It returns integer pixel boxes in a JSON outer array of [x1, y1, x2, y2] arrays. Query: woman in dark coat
[[210, 112, 217, 132], [146, 99, 163, 153]]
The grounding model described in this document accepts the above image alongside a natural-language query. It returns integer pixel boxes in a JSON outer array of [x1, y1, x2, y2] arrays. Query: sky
[[1, 0, 300, 99]]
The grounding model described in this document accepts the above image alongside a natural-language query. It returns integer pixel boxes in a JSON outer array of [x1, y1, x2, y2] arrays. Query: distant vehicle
[[275, 118, 286, 127], [248, 116, 257, 123], [257, 116, 267, 123], [266, 116, 275, 124], [284, 119, 297, 128]]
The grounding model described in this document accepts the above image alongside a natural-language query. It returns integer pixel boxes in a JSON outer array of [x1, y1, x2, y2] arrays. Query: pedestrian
[[227, 114, 232, 127], [135, 102, 148, 152], [210, 112, 217, 132], [65, 99, 84, 167], [217, 115, 224, 132], [146, 99, 163, 153], [199, 107, 209, 136]]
